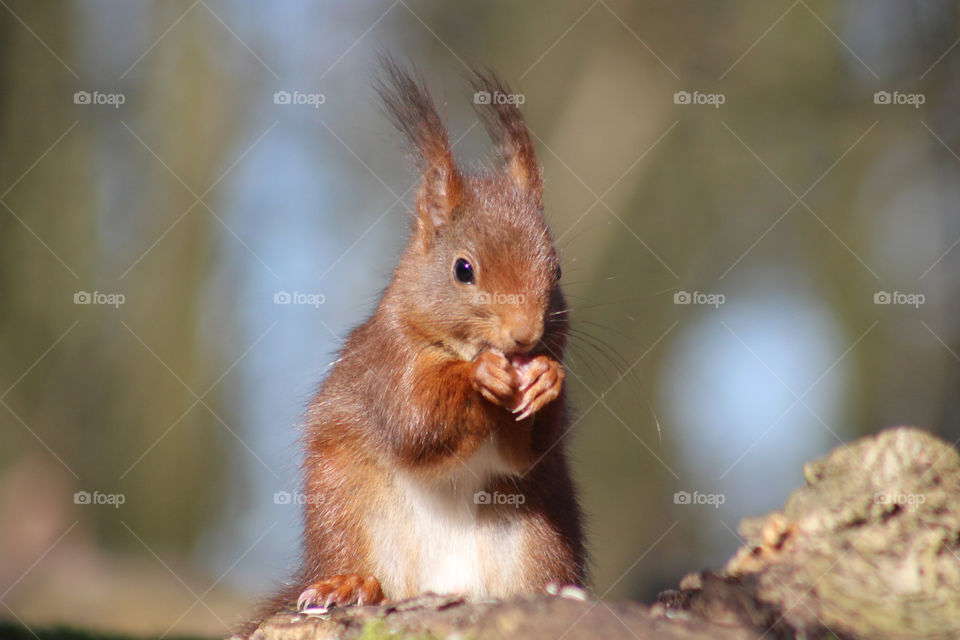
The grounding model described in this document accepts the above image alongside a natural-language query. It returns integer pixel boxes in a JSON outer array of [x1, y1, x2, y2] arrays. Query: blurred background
[[1, 0, 959, 636]]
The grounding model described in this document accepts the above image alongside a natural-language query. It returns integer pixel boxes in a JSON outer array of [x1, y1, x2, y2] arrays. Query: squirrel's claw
[[297, 588, 319, 611], [513, 356, 563, 420]]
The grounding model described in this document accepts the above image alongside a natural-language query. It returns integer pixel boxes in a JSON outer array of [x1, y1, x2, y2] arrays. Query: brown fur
[[238, 57, 585, 636]]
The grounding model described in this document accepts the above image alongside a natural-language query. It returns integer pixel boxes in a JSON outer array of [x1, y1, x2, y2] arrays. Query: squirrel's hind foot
[[297, 574, 385, 610]]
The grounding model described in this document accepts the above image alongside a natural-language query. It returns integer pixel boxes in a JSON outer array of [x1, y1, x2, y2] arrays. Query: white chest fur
[[370, 438, 526, 598]]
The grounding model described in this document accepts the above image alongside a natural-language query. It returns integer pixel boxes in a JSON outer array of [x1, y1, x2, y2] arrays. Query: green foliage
[[357, 620, 448, 640]]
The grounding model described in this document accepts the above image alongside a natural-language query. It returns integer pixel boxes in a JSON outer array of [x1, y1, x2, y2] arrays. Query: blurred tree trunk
[[0, 0, 239, 556]]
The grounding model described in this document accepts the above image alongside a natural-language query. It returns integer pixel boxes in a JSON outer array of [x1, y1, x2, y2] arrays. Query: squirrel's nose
[[505, 323, 542, 353]]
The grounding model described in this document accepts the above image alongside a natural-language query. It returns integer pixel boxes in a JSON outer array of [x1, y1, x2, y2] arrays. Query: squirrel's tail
[[230, 581, 303, 639]]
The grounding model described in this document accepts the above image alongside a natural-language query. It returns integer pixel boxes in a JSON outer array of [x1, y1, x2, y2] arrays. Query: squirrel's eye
[[555, 264, 562, 281], [454, 257, 475, 284]]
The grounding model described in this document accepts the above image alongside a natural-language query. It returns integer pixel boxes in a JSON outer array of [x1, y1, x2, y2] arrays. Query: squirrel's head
[[377, 58, 566, 362]]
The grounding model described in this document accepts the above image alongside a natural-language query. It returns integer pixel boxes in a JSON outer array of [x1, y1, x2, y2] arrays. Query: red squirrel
[[244, 58, 586, 633]]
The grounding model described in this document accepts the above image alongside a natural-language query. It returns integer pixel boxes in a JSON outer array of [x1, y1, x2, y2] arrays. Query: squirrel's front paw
[[471, 350, 519, 409], [511, 355, 564, 421], [297, 574, 385, 610]]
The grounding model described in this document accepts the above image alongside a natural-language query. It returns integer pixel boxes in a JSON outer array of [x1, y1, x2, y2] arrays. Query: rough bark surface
[[661, 426, 960, 640], [244, 427, 960, 640]]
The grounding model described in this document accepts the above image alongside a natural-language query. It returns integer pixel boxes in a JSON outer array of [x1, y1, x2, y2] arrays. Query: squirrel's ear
[[377, 56, 463, 243], [470, 68, 542, 207]]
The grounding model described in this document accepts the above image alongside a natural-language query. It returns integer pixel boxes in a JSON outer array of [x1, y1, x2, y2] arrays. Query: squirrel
[[241, 58, 586, 635]]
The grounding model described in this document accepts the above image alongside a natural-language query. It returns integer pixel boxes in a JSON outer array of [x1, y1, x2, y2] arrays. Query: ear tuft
[[376, 55, 463, 241], [469, 67, 542, 206]]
